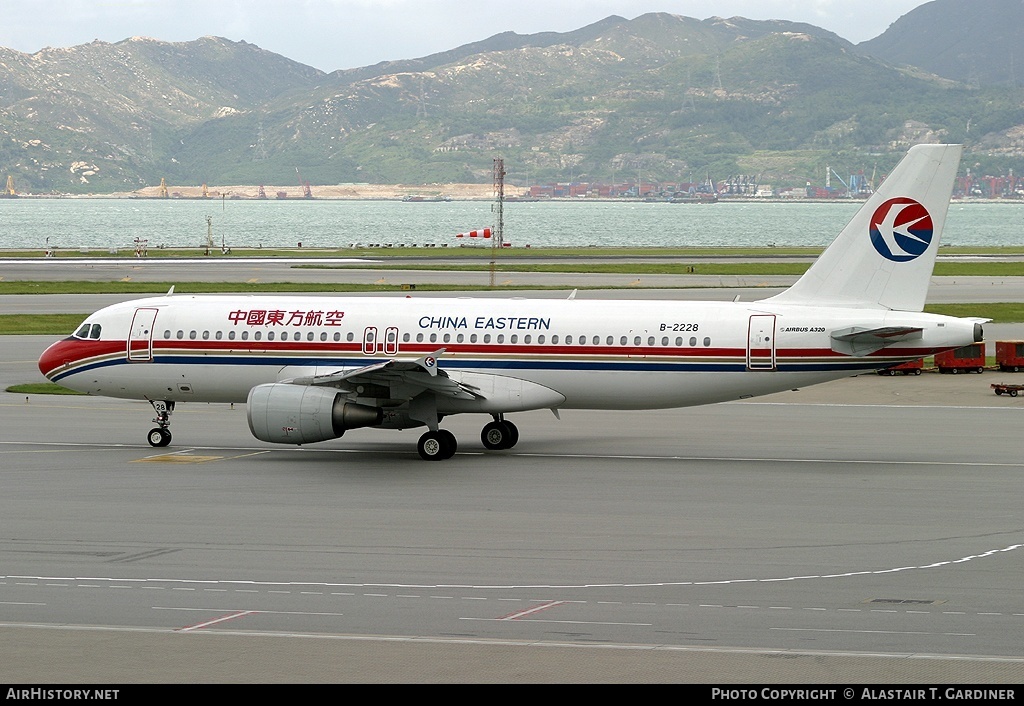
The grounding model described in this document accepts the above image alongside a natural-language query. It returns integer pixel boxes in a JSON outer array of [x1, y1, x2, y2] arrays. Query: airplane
[[38, 144, 985, 461]]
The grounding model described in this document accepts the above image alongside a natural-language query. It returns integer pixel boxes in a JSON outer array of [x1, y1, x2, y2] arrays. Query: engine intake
[[247, 383, 383, 444]]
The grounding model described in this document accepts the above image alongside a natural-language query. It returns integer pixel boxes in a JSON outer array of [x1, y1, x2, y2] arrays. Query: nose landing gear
[[147, 400, 174, 447]]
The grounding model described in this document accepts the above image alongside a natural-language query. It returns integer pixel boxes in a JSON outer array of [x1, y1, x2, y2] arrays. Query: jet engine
[[247, 383, 383, 444]]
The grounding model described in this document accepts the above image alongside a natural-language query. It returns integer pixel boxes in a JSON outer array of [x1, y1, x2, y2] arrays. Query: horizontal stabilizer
[[830, 325, 923, 356]]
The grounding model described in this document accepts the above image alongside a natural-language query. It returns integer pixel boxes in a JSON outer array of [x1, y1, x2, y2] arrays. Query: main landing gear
[[481, 416, 519, 451], [414, 415, 520, 461], [417, 429, 458, 461], [147, 400, 174, 447]]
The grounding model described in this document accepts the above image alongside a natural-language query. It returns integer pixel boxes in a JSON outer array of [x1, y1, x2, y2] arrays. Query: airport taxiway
[[2, 330, 1024, 682]]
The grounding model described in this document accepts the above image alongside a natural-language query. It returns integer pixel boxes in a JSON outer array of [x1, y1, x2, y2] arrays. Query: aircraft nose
[[38, 338, 74, 379]]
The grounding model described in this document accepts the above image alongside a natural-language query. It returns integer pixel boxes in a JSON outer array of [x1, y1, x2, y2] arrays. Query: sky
[[0, 0, 930, 73]]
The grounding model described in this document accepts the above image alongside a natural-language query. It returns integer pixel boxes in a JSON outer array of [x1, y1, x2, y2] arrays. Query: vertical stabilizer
[[764, 144, 962, 311]]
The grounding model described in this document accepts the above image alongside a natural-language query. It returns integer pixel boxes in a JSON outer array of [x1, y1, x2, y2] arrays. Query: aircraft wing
[[285, 349, 485, 400], [830, 325, 924, 356]]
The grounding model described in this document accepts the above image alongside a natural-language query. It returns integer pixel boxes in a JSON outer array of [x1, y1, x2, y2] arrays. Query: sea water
[[0, 197, 1021, 251]]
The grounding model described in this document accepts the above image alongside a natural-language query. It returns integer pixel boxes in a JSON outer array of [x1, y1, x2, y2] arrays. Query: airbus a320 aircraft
[[39, 144, 984, 460]]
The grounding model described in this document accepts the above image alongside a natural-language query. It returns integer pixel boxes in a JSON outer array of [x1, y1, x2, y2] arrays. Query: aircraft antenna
[[491, 158, 506, 288]]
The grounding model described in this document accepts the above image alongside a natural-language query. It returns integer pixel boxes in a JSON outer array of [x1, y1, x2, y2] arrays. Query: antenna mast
[[491, 158, 506, 287]]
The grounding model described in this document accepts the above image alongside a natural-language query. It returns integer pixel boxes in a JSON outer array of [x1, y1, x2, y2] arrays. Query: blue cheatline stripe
[[50, 352, 885, 382]]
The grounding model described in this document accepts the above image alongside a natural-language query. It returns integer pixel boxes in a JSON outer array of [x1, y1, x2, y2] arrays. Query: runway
[[4, 255, 1024, 303], [2, 335, 1024, 682]]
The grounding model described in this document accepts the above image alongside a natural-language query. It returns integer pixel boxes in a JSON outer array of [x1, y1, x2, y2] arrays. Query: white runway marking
[[3, 542, 1020, 591]]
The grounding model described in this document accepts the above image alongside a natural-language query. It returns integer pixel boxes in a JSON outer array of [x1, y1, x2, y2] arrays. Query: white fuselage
[[39, 293, 980, 413]]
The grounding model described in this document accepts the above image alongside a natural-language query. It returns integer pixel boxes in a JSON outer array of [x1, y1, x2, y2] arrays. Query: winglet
[[415, 349, 445, 377]]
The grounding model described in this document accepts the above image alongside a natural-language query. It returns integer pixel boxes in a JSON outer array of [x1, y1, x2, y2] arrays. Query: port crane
[[296, 168, 312, 199]]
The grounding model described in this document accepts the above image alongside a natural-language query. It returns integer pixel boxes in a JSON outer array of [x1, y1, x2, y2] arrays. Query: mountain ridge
[[2, 2, 1022, 195]]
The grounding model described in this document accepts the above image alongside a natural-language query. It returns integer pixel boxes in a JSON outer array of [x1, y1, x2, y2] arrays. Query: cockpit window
[[74, 323, 91, 338], [89, 324, 102, 339]]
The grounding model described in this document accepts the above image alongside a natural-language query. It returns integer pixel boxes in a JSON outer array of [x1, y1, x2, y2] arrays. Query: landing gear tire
[[147, 400, 175, 448], [148, 427, 171, 447], [417, 430, 456, 461], [481, 420, 519, 450]]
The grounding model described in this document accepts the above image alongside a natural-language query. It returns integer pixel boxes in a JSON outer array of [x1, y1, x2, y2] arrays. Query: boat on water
[[669, 191, 718, 204], [402, 194, 452, 202]]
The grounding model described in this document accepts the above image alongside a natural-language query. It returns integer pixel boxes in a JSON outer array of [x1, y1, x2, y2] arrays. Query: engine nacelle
[[247, 383, 382, 444]]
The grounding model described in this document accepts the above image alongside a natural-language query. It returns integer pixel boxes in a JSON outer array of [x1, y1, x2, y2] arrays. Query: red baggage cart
[[935, 344, 986, 374]]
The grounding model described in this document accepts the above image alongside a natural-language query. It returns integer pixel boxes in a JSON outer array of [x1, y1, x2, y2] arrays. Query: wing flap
[[282, 349, 483, 400]]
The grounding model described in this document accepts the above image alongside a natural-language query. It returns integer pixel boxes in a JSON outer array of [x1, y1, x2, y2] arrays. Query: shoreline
[[2, 185, 1021, 205]]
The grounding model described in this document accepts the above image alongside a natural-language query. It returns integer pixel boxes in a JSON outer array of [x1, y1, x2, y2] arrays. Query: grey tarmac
[[2, 280, 1023, 684]]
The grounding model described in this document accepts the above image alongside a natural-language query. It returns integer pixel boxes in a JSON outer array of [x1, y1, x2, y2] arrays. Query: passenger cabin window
[[228, 331, 236, 340]]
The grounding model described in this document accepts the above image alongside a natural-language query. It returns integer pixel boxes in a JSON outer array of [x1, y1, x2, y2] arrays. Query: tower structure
[[491, 158, 506, 287]]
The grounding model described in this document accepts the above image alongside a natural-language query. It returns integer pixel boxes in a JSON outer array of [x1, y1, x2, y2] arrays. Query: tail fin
[[764, 144, 962, 312]]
